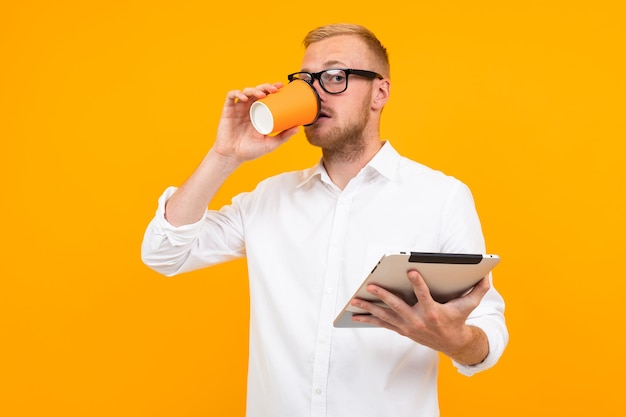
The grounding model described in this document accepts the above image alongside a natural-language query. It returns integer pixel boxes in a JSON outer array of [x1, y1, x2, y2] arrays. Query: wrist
[[444, 326, 489, 366], [207, 147, 244, 172]]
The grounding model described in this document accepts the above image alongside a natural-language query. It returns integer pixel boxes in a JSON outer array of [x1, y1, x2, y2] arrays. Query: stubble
[[304, 97, 372, 164]]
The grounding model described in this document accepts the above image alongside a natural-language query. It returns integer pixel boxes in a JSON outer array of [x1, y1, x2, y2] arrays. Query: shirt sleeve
[[439, 181, 509, 376], [140, 186, 246, 276], [453, 273, 509, 376]]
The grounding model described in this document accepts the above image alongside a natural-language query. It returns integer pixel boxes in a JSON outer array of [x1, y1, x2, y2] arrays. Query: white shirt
[[141, 141, 508, 417]]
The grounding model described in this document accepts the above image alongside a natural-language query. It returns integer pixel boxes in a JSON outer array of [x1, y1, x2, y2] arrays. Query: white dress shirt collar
[[297, 140, 400, 189]]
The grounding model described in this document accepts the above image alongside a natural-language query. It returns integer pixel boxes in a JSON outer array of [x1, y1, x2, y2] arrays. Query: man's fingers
[[225, 89, 248, 103], [226, 83, 283, 105], [466, 276, 491, 301], [408, 270, 434, 304], [242, 83, 282, 99]]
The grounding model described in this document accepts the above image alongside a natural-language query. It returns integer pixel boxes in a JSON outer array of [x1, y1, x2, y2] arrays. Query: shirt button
[[325, 287, 333, 294], [320, 336, 328, 344], [315, 388, 322, 395]]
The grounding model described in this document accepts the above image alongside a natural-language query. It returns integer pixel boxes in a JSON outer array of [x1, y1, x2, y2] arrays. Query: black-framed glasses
[[287, 68, 384, 94]]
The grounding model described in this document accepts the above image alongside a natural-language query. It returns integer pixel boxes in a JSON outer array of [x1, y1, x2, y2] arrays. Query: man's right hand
[[212, 82, 300, 165]]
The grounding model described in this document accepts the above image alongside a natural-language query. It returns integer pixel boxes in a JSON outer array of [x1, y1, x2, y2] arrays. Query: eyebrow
[[301, 60, 349, 72]]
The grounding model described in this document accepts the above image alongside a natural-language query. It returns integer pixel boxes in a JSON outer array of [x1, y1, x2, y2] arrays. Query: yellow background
[[2, 1, 624, 415]]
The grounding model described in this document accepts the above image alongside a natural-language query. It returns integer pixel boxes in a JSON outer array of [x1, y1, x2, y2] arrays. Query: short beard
[[304, 101, 371, 164]]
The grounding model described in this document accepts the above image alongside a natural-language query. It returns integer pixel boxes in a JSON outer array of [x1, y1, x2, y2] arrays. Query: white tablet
[[333, 251, 500, 328]]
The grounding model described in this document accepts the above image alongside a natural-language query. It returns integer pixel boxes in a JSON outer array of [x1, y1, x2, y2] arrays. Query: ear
[[372, 78, 390, 110]]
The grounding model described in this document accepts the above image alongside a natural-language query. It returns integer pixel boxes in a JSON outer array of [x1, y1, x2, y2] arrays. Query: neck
[[322, 140, 384, 190]]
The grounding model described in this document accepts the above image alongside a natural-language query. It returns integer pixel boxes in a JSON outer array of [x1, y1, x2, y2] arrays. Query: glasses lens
[[290, 72, 313, 83], [320, 69, 347, 93]]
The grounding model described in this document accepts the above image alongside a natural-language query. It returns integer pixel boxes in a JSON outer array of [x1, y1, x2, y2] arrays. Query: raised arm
[[164, 83, 299, 227]]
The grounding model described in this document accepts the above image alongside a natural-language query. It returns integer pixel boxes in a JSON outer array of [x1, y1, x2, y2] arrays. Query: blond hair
[[303, 23, 390, 77]]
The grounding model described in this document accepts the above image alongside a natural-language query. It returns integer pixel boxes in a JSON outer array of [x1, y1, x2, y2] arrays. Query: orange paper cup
[[249, 80, 321, 135]]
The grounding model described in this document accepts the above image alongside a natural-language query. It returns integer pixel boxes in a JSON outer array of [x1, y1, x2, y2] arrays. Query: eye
[[323, 70, 346, 84]]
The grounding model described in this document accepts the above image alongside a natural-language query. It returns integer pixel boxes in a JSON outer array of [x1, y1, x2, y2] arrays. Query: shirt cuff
[[452, 320, 507, 377], [150, 186, 207, 248]]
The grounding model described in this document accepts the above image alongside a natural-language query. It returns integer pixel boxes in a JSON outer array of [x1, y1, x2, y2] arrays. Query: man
[[141, 23, 508, 417]]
